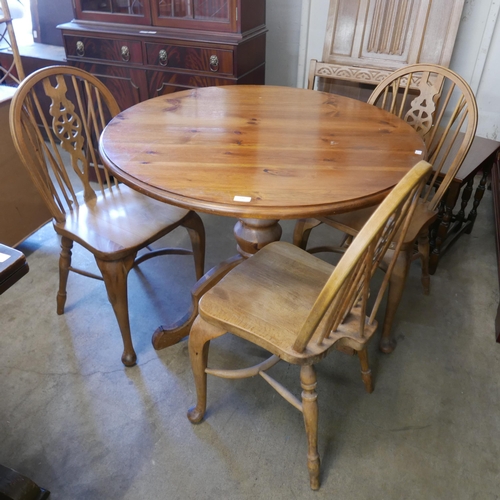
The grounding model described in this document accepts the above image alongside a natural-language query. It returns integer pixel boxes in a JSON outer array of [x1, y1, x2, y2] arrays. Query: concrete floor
[[1, 193, 499, 499]]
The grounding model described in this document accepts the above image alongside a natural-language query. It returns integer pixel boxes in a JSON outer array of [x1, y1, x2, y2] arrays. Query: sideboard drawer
[[147, 70, 236, 98], [64, 35, 143, 65], [145, 43, 233, 75]]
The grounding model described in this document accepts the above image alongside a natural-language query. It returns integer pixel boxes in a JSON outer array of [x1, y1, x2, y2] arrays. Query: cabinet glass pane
[[81, 0, 145, 16], [194, 0, 229, 21], [157, 0, 193, 18], [156, 1, 229, 21]]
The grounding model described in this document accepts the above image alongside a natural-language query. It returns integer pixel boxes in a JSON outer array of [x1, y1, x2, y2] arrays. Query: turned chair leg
[[187, 316, 226, 424], [57, 237, 73, 315], [300, 364, 320, 490], [95, 254, 137, 367], [418, 229, 431, 295], [293, 218, 321, 250], [357, 348, 373, 393], [183, 211, 206, 281], [380, 248, 412, 354]]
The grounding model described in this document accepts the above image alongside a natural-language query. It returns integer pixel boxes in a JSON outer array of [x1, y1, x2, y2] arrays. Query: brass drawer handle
[[121, 45, 130, 62], [159, 49, 168, 66], [209, 55, 219, 72], [76, 41, 85, 57]]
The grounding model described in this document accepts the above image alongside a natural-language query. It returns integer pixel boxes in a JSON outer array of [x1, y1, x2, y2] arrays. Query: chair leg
[[357, 348, 373, 393], [300, 364, 320, 490], [95, 254, 137, 367], [187, 316, 226, 424], [380, 248, 412, 354], [418, 230, 430, 295], [293, 218, 321, 250], [57, 237, 73, 315], [182, 211, 206, 281]]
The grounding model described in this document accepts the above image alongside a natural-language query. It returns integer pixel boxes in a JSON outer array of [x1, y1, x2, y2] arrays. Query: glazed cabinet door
[[75, 0, 152, 25], [151, 0, 237, 32]]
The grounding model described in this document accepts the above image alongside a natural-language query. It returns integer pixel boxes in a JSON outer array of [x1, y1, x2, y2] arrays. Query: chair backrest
[[0, 0, 25, 84], [293, 160, 432, 353], [9, 65, 121, 223], [306, 59, 389, 91], [367, 64, 478, 212], [307, 59, 322, 90]]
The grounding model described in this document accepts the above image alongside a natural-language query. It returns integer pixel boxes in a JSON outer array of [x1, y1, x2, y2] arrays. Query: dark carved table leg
[[429, 182, 460, 275], [465, 168, 489, 234], [455, 177, 474, 230]]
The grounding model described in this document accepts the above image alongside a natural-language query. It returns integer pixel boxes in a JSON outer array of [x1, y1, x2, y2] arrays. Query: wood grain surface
[[100, 85, 426, 219]]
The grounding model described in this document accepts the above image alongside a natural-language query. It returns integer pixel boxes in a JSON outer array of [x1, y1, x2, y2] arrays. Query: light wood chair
[[0, 0, 25, 93], [294, 63, 478, 353], [306, 58, 336, 91], [9, 65, 205, 366], [187, 161, 432, 490]]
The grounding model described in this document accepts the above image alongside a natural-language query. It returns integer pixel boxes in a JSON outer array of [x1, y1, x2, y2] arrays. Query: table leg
[[465, 168, 489, 234], [429, 182, 460, 275], [152, 255, 243, 350], [152, 218, 283, 350], [234, 218, 283, 257]]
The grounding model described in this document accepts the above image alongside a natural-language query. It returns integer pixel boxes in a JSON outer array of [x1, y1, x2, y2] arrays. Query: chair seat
[[55, 183, 190, 259], [199, 241, 377, 364], [323, 199, 437, 246]]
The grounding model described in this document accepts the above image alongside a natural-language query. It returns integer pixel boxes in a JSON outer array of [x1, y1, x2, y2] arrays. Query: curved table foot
[[153, 217, 283, 350], [152, 254, 244, 350]]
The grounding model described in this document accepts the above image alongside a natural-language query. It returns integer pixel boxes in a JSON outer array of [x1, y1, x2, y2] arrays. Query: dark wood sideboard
[[430, 135, 500, 274], [58, 0, 266, 111]]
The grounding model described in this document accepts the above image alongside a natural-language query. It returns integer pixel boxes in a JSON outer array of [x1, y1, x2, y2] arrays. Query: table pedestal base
[[234, 218, 282, 258], [152, 218, 283, 349], [152, 254, 243, 349]]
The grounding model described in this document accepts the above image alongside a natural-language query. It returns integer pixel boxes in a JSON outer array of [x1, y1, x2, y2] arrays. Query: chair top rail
[[368, 63, 478, 213], [293, 160, 432, 353], [9, 65, 121, 223]]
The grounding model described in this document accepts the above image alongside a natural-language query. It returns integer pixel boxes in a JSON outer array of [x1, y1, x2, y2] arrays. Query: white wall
[[296, 0, 330, 88], [265, 0, 303, 86], [450, 0, 500, 139], [476, 18, 500, 139]]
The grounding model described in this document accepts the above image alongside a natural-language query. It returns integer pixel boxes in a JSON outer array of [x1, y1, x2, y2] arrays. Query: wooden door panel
[[323, 0, 465, 75]]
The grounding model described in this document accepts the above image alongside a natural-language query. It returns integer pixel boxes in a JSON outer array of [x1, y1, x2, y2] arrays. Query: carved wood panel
[[364, 0, 421, 60], [322, 0, 465, 85]]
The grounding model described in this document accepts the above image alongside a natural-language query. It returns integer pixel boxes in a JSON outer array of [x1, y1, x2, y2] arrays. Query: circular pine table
[[99, 85, 426, 348]]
